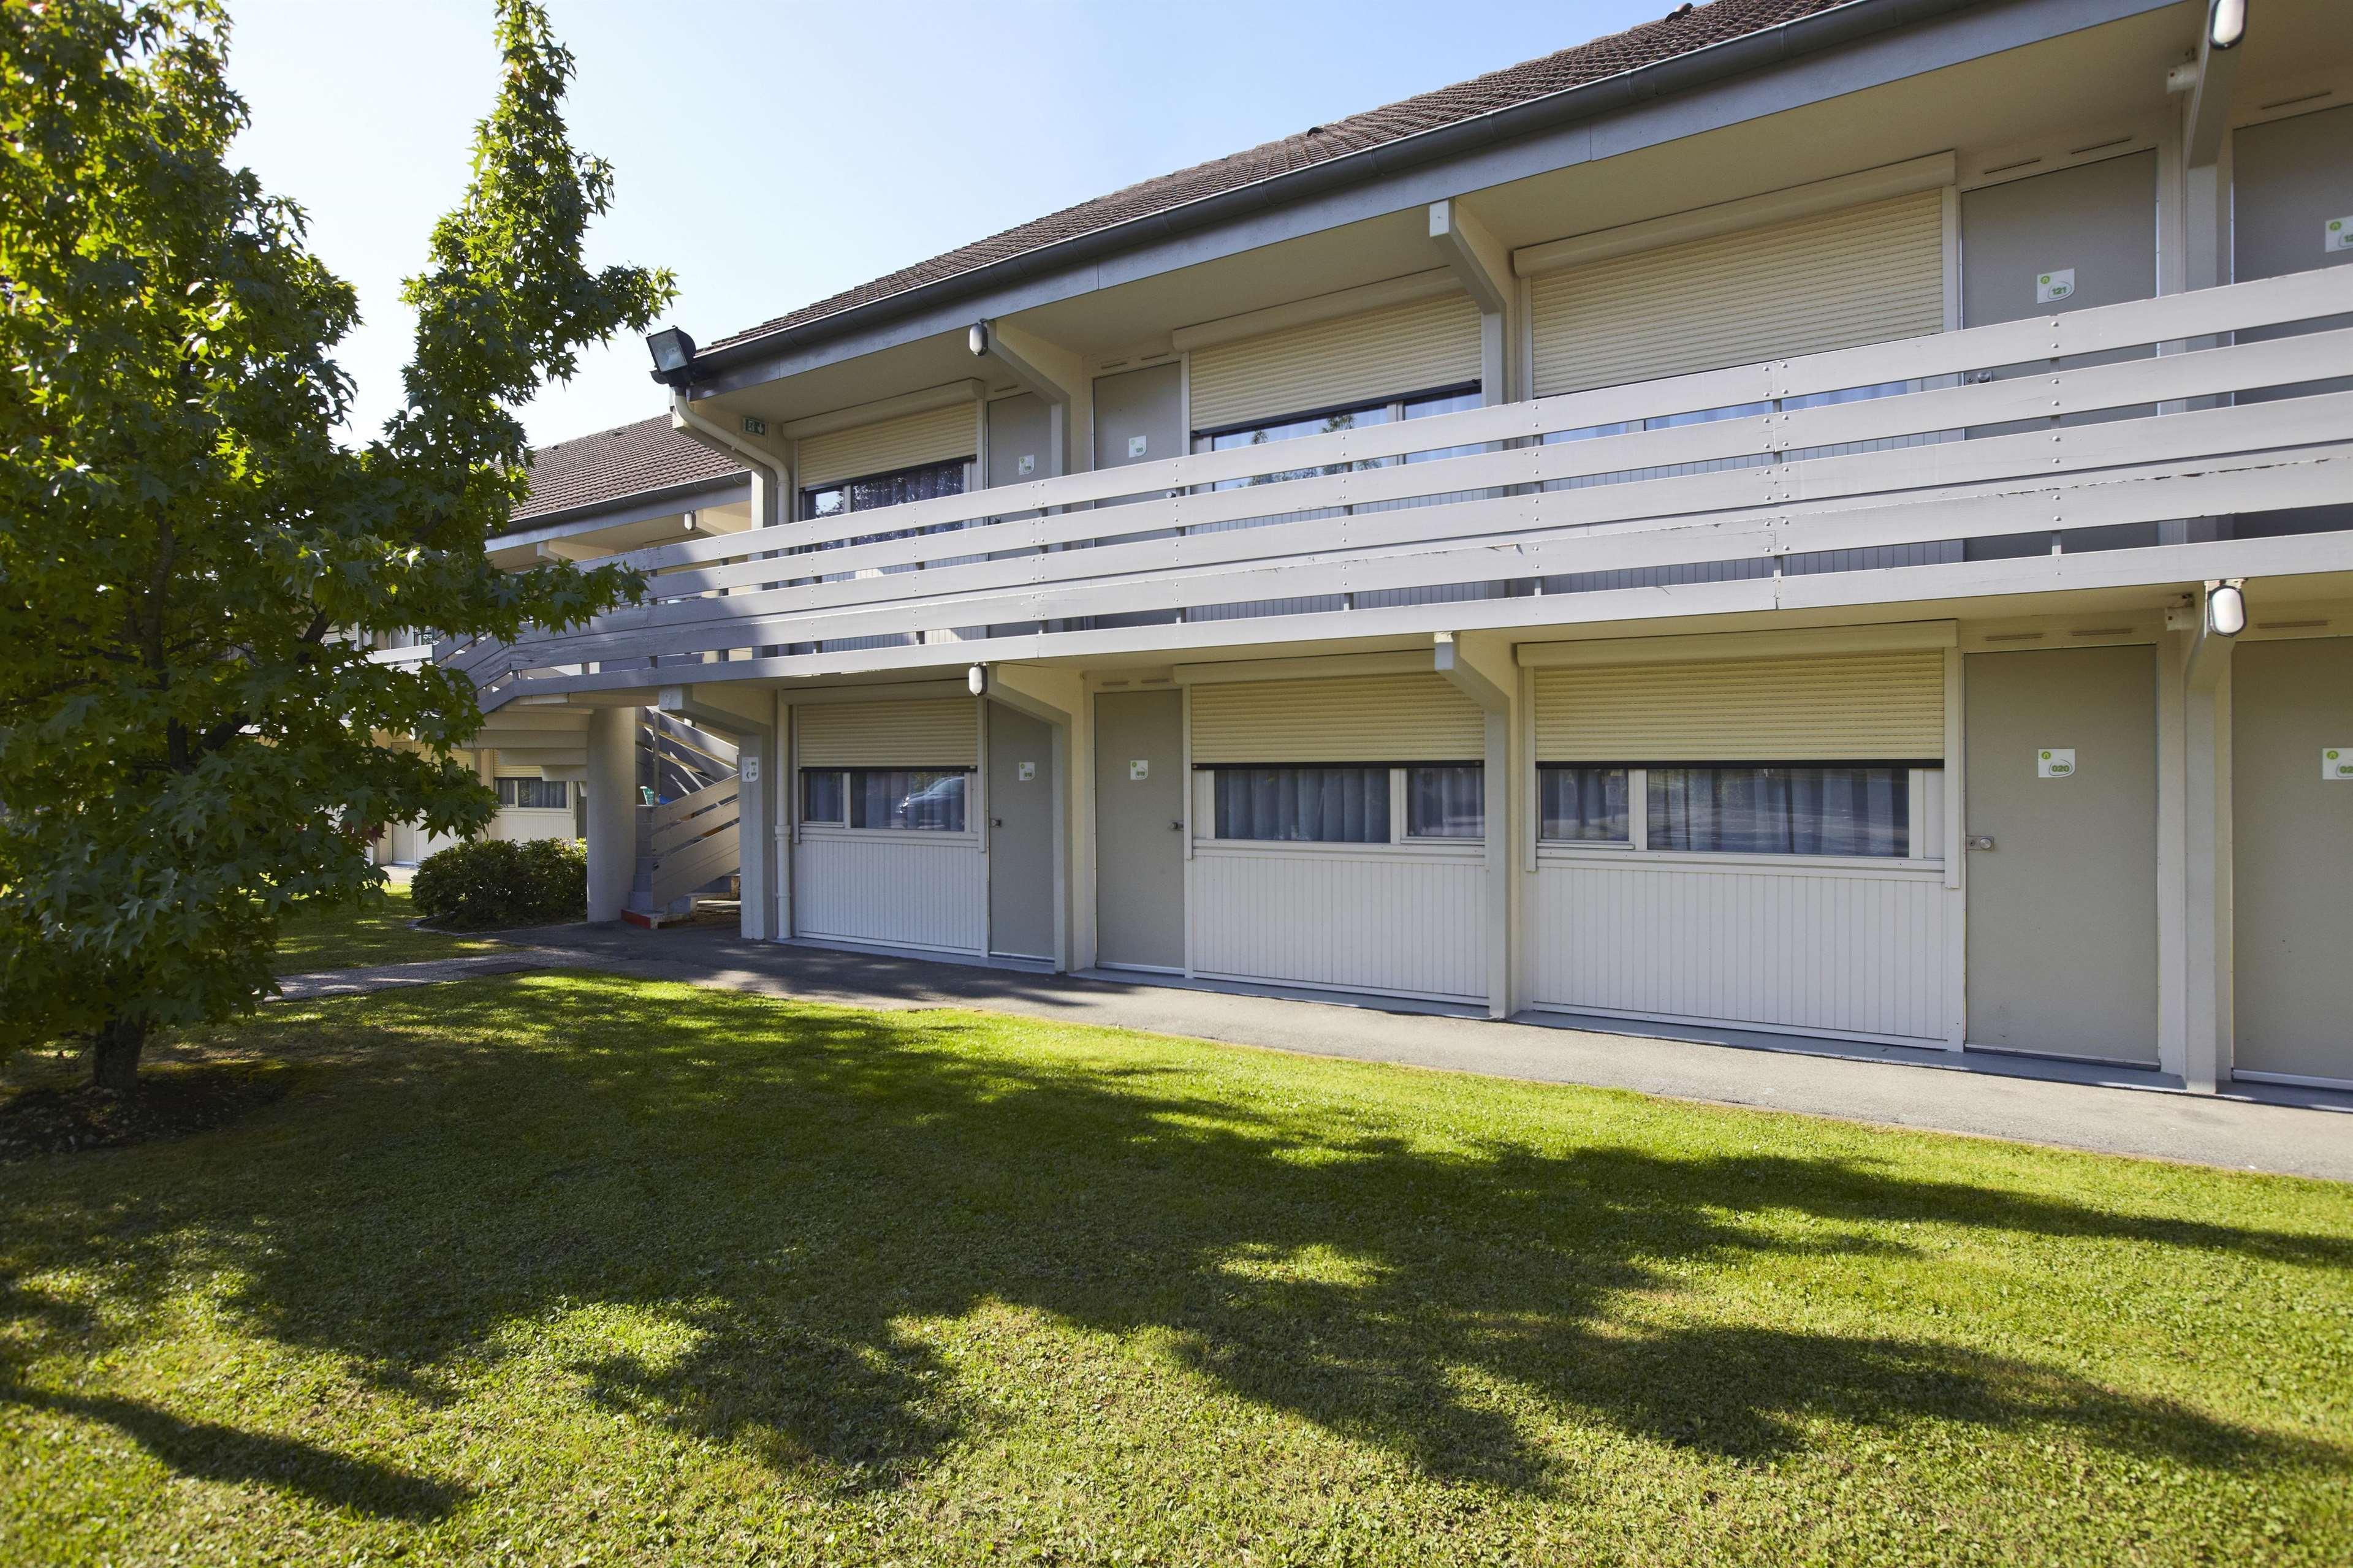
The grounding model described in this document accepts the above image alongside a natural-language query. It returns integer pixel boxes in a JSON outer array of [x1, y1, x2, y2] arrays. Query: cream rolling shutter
[[795, 699, 978, 768], [1188, 292, 1482, 433], [798, 403, 976, 490], [1190, 675, 1484, 763], [1529, 190, 1946, 398], [1533, 651, 1945, 761]]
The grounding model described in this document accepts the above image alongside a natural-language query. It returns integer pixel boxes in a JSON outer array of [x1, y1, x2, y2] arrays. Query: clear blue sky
[[227, 0, 1665, 448]]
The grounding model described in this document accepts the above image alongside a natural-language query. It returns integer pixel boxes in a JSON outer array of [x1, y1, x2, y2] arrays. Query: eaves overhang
[[677, 0, 2084, 393]]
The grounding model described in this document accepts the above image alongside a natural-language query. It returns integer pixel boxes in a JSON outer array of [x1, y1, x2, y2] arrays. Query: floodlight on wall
[[2207, 0, 2244, 50], [2206, 579, 2247, 637], [645, 326, 698, 383], [967, 321, 990, 358]]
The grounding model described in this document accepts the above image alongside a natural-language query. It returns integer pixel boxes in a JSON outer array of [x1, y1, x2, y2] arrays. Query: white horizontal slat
[[474, 530, 2353, 715], [512, 442, 2352, 668], [609, 268, 2353, 575], [650, 829, 740, 905], [511, 407, 2353, 667], [455, 273, 2353, 696], [624, 331, 2353, 604], [649, 781, 740, 855]]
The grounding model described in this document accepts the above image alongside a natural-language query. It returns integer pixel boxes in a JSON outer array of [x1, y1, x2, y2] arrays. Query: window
[[1405, 765, 1484, 839], [1540, 380, 1920, 488], [1648, 765, 1910, 857], [799, 456, 968, 524], [802, 769, 846, 825], [800, 768, 969, 833], [1203, 765, 1484, 845], [1539, 766, 1630, 842], [1213, 767, 1388, 843], [496, 777, 567, 810], [1190, 383, 1480, 474], [1538, 763, 1930, 858]]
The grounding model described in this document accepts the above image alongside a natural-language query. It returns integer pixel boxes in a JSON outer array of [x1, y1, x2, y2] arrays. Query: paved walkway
[[281, 923, 2353, 1181], [276, 951, 552, 1000]]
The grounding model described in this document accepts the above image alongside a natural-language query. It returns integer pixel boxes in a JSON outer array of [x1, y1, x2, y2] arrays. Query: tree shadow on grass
[[4, 972, 2348, 1506], [0, 1384, 471, 1521]]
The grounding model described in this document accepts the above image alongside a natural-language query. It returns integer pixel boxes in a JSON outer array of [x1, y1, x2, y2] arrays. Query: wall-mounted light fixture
[[645, 326, 697, 383], [967, 322, 990, 357], [967, 664, 988, 697], [2206, 578, 2247, 637], [2207, 0, 2245, 50]]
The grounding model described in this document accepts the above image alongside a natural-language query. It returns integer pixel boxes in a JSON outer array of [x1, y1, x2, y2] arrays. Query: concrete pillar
[[585, 706, 638, 923], [2181, 633, 2235, 1093]]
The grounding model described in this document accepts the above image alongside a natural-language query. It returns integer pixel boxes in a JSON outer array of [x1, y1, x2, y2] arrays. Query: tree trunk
[[91, 1016, 147, 1094]]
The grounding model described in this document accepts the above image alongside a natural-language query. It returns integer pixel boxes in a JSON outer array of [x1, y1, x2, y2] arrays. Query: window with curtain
[[1191, 383, 1481, 476], [1204, 764, 1484, 844], [799, 768, 970, 832], [496, 777, 567, 809], [1539, 763, 1928, 857], [1405, 765, 1483, 838], [802, 769, 846, 825], [1648, 765, 1911, 857], [799, 456, 968, 523], [1538, 766, 1630, 841], [1213, 767, 1388, 843]]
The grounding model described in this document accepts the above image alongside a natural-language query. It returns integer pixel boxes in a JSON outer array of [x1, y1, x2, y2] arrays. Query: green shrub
[[409, 837, 586, 931]]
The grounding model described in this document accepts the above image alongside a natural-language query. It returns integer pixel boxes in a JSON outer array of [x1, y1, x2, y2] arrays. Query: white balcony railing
[[448, 269, 2353, 705]]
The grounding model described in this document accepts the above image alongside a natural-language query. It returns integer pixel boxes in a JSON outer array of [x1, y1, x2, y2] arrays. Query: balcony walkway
[[336, 918, 2353, 1181]]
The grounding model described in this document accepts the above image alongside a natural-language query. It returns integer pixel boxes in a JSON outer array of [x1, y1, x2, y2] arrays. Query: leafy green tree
[[0, 0, 669, 1089]]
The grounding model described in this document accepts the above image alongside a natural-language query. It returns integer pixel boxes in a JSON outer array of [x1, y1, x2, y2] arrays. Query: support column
[[2181, 626, 2235, 1093], [584, 705, 638, 923], [1435, 632, 1518, 1020]]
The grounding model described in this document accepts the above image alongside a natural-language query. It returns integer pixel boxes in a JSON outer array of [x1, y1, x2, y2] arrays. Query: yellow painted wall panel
[[1191, 673, 1484, 763], [1534, 651, 1945, 760]]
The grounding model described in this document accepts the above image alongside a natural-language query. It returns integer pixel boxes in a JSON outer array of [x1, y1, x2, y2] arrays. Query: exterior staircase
[[626, 711, 741, 925]]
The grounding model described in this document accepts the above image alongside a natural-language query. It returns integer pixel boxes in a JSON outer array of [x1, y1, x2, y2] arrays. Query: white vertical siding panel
[[1530, 857, 1950, 1042], [1190, 848, 1485, 1001], [793, 835, 986, 953]]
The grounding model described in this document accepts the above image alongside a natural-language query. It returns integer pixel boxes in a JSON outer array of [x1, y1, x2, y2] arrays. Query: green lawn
[[271, 881, 506, 972], [2, 975, 2347, 1566]]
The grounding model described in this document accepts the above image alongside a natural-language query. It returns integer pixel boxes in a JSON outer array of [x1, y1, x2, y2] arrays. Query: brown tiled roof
[[514, 415, 748, 522], [707, 0, 1857, 353]]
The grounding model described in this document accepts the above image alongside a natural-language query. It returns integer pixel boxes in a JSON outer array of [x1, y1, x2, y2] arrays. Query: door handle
[[1171, 820, 1184, 831], [1966, 835, 1996, 851], [991, 817, 1004, 828]]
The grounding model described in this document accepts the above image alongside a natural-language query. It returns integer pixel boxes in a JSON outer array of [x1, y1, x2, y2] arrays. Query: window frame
[[1188, 381, 1483, 462], [495, 776, 569, 811], [1534, 760, 1944, 864], [796, 453, 974, 528], [1190, 763, 1486, 852], [797, 766, 977, 837]]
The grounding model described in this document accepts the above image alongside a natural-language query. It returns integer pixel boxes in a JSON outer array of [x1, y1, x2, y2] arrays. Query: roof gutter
[[680, 0, 1988, 385], [669, 388, 789, 515]]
